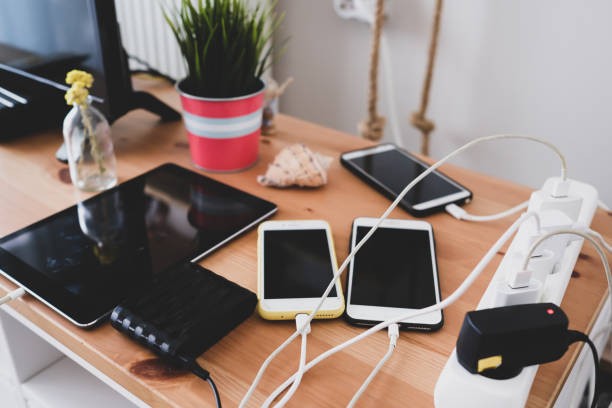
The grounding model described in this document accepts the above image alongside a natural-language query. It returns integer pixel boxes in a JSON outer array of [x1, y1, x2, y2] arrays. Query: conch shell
[[257, 144, 332, 188]]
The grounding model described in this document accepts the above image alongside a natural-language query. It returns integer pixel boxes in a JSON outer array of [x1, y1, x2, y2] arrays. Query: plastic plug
[[525, 250, 556, 284], [0, 287, 26, 306], [333, 0, 380, 24], [519, 210, 575, 269], [388, 323, 400, 347], [494, 278, 542, 307], [501, 249, 555, 289], [529, 179, 583, 222], [295, 314, 311, 335], [445, 203, 466, 220], [506, 269, 532, 289], [550, 179, 571, 198]]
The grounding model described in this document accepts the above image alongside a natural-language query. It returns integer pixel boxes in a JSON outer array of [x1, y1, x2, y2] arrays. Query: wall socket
[[333, 0, 389, 24]]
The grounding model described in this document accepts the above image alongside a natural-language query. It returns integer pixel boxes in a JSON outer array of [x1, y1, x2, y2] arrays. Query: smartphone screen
[[346, 218, 442, 330], [351, 226, 435, 308], [263, 229, 337, 299], [341, 144, 471, 215], [348, 149, 461, 205]]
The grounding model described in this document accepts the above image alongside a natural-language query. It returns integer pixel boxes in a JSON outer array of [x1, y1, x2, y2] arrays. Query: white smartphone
[[345, 217, 443, 331], [257, 220, 345, 320], [340, 144, 472, 217]]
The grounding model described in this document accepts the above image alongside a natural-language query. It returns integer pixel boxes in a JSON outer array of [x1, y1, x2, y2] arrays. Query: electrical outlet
[[494, 278, 542, 307], [333, 0, 387, 24], [526, 249, 556, 285]]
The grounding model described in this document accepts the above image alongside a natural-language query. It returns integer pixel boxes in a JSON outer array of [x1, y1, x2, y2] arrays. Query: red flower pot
[[177, 80, 265, 171]]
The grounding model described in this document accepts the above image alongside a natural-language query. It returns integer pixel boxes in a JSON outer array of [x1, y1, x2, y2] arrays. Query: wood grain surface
[[0, 78, 609, 407]]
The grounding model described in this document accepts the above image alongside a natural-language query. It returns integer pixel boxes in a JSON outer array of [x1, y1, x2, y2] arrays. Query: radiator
[[114, 0, 186, 81]]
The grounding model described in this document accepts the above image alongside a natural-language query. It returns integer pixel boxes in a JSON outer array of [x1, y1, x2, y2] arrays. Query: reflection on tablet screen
[[0, 164, 277, 326]]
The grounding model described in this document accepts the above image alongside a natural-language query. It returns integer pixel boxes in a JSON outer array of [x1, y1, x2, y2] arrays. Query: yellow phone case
[[256, 221, 345, 321]]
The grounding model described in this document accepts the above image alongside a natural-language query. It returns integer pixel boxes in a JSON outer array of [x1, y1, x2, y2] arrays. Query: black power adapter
[[456, 303, 598, 381]]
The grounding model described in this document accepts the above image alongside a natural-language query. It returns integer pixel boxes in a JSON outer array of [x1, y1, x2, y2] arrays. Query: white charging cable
[[587, 229, 612, 253], [448, 192, 611, 225], [522, 229, 612, 347], [262, 212, 539, 405], [272, 314, 311, 408], [445, 200, 529, 222], [240, 134, 565, 407], [347, 323, 400, 408], [598, 200, 611, 213], [0, 287, 26, 306], [380, 32, 404, 148]]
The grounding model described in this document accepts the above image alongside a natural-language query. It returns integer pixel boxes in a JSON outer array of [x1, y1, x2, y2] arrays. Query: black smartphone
[[344, 217, 443, 331], [340, 144, 472, 217]]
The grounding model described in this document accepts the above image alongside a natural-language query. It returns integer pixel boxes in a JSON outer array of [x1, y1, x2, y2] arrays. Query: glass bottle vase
[[62, 102, 117, 192]]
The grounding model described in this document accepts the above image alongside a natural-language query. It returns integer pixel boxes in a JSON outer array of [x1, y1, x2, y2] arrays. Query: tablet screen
[[0, 163, 276, 327]]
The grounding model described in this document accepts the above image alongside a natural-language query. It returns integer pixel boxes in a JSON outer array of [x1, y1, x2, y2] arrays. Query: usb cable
[[447, 194, 610, 225], [445, 200, 529, 222], [587, 228, 612, 253], [174, 354, 222, 408], [190, 362, 222, 408], [270, 314, 311, 408], [347, 324, 400, 408], [0, 287, 26, 306]]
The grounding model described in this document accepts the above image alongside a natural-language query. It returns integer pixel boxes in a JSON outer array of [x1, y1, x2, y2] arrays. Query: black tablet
[[0, 163, 277, 327]]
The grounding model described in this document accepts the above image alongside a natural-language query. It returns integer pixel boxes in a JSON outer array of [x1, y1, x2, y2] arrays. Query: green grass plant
[[165, 0, 282, 98]]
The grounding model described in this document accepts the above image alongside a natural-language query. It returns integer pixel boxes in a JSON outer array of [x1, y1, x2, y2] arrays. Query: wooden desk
[[0, 79, 610, 407]]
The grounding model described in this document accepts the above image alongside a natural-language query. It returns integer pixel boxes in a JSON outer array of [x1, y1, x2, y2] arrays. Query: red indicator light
[[546, 308, 555, 315]]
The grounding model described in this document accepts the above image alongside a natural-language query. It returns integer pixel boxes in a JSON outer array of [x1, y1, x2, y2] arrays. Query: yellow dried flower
[[65, 82, 89, 106], [64, 70, 95, 106], [66, 70, 94, 88]]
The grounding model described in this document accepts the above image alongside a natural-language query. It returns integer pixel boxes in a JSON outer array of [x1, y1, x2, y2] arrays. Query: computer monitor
[[0, 0, 179, 138]]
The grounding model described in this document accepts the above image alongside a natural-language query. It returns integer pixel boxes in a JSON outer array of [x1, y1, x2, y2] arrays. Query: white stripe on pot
[[183, 110, 263, 139], [183, 110, 262, 127]]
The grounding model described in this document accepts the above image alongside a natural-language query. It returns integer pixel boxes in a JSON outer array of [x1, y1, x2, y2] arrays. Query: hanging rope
[[358, 0, 386, 142], [411, 0, 443, 156]]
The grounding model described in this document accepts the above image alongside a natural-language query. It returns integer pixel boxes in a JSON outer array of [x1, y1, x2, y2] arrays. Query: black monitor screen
[[0, 0, 124, 117]]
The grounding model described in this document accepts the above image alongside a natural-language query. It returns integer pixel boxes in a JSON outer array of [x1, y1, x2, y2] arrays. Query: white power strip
[[434, 177, 599, 408]]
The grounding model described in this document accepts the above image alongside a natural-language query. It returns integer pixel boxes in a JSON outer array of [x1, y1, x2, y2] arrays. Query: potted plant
[[165, 0, 282, 171]]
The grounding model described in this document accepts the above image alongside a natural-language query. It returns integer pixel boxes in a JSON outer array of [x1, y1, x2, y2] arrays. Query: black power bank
[[110, 262, 257, 364]]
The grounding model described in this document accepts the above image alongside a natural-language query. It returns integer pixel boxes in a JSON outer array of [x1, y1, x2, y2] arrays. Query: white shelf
[[21, 357, 136, 408], [0, 308, 147, 408]]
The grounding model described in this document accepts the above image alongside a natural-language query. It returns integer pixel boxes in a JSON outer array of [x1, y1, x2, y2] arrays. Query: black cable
[[127, 53, 177, 84], [566, 330, 600, 408], [191, 361, 222, 408], [206, 377, 222, 408]]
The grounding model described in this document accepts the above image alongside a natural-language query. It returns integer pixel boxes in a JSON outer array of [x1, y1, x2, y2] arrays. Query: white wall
[[273, 0, 612, 204]]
